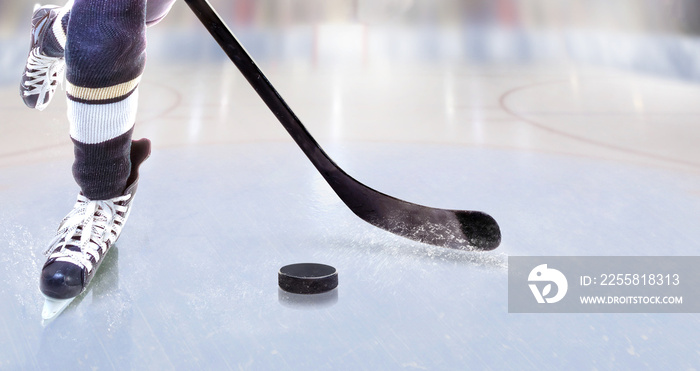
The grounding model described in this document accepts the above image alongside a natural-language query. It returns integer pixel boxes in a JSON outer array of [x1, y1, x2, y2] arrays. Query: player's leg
[[67, 0, 176, 199], [65, 0, 150, 199], [40, 0, 151, 318]]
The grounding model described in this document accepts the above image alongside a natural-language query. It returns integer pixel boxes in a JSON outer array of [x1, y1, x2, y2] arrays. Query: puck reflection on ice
[[277, 288, 338, 309]]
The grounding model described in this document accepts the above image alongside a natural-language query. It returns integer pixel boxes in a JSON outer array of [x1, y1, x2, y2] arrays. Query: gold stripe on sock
[[66, 76, 141, 102]]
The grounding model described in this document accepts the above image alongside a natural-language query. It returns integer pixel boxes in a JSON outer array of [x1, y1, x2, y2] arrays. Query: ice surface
[[2, 142, 698, 369]]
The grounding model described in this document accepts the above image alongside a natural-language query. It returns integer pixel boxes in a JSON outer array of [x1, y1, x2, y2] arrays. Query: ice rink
[[1, 0, 700, 369]]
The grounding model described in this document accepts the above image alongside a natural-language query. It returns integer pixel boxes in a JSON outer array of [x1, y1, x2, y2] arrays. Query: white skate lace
[[44, 194, 131, 273], [23, 48, 65, 110]]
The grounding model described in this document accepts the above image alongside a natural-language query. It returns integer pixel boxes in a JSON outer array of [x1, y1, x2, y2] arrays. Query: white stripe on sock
[[68, 89, 138, 144], [53, 1, 72, 49]]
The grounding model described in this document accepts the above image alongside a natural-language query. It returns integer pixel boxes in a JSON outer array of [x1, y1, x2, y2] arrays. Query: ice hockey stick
[[183, 0, 501, 251]]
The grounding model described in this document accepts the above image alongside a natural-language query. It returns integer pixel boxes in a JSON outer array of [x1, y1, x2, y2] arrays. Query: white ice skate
[[20, 4, 66, 111]]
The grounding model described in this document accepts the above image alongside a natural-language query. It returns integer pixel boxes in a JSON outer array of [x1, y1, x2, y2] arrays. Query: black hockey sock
[[65, 0, 147, 200], [72, 129, 133, 200]]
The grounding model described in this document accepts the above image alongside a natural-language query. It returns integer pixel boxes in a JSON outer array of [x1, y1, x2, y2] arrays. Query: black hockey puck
[[278, 263, 338, 294]]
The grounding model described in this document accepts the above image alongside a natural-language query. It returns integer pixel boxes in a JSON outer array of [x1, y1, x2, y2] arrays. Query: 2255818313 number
[[600, 273, 680, 286]]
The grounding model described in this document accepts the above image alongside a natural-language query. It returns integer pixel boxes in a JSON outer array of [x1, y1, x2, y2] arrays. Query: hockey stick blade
[[184, 0, 501, 251]]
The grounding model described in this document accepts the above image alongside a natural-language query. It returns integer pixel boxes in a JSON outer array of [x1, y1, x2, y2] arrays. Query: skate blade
[[42, 296, 74, 320]]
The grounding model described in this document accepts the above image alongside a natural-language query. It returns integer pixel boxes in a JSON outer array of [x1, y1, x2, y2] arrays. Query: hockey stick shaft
[[184, 0, 501, 250]]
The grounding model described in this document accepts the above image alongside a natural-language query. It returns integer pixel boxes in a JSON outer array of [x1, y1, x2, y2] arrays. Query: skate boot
[[40, 139, 151, 320], [20, 4, 65, 111]]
